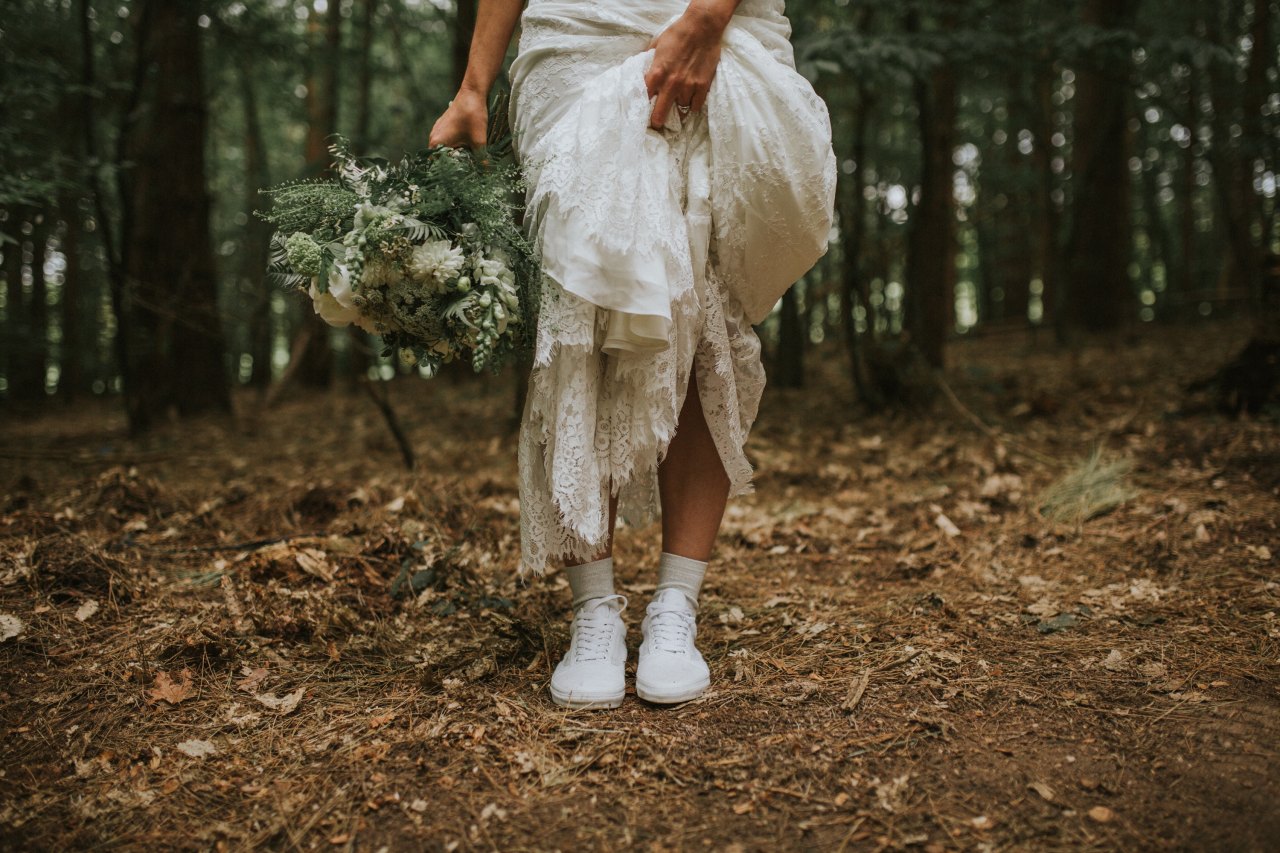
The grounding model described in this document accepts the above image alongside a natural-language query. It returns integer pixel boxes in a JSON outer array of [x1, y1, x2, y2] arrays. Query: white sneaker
[[549, 594, 628, 709], [636, 588, 710, 704]]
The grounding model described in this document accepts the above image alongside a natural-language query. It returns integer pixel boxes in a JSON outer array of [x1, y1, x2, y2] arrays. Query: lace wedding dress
[[509, 0, 837, 574]]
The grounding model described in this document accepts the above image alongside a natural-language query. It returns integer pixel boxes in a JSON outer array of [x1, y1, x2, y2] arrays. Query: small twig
[[143, 532, 332, 555], [931, 370, 1061, 467], [361, 378, 416, 470], [842, 669, 871, 712]]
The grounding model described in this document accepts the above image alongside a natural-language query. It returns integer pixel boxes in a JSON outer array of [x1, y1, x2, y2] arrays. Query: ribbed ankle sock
[[655, 551, 708, 609], [565, 556, 615, 609]]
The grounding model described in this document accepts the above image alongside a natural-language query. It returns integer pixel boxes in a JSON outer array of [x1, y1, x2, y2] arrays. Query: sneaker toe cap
[[550, 661, 625, 698]]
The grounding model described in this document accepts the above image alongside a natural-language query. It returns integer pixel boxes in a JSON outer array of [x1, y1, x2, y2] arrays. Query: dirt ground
[[1, 322, 1277, 852]]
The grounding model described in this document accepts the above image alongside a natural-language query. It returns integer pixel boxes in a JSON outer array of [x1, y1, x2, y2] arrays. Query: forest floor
[[1, 321, 1278, 852]]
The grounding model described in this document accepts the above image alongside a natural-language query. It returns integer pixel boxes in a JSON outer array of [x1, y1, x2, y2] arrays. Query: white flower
[[407, 239, 466, 291], [325, 262, 359, 309], [309, 262, 380, 333], [353, 201, 400, 230], [361, 259, 403, 289], [308, 285, 360, 328]]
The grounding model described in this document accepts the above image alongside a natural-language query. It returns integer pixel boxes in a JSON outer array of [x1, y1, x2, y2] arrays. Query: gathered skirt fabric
[[509, 0, 837, 574]]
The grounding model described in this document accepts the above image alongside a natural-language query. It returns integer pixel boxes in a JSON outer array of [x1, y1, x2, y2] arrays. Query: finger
[[674, 81, 697, 110], [644, 61, 663, 99], [690, 85, 709, 114], [650, 86, 674, 129]]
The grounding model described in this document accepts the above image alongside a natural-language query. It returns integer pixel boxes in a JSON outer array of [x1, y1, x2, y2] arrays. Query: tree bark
[[295, 0, 345, 389], [238, 55, 275, 389], [776, 285, 805, 389], [1061, 0, 1141, 335], [57, 204, 84, 400], [121, 0, 230, 423], [840, 85, 880, 407], [1030, 59, 1064, 333], [904, 9, 959, 369], [452, 0, 479, 93], [2, 206, 28, 400]]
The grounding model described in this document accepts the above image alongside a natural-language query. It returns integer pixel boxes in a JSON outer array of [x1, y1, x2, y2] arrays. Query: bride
[[429, 0, 835, 708]]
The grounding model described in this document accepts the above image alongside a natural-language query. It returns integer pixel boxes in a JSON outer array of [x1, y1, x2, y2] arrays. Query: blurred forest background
[[3, 3, 1280, 849], [2, 0, 1277, 429]]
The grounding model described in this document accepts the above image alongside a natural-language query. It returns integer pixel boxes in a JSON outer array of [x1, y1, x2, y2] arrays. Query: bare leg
[[658, 367, 730, 561]]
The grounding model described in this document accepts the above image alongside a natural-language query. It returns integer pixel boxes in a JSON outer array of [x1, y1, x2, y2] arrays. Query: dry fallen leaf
[[295, 548, 334, 581], [75, 599, 100, 622], [0, 613, 23, 642], [1088, 805, 1115, 823], [935, 513, 962, 538], [369, 712, 397, 729], [176, 739, 216, 759], [875, 773, 911, 813], [1102, 649, 1126, 671], [1027, 780, 1056, 802], [235, 666, 269, 693], [148, 669, 194, 706], [254, 687, 305, 715]]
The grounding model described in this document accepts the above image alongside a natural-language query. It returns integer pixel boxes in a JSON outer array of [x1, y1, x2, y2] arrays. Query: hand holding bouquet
[[256, 123, 538, 374]]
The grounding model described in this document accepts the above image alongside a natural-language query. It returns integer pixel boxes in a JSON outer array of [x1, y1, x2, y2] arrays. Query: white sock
[[565, 556, 615, 609], [655, 551, 707, 609]]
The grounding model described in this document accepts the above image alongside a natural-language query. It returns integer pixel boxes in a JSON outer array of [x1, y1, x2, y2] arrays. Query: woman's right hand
[[428, 86, 489, 151]]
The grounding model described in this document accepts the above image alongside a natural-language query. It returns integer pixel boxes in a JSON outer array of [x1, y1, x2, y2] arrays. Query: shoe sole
[[635, 677, 710, 705], [549, 686, 625, 709]]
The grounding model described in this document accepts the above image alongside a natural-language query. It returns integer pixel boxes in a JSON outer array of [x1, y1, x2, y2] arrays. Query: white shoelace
[[645, 602, 696, 655], [570, 594, 626, 663]]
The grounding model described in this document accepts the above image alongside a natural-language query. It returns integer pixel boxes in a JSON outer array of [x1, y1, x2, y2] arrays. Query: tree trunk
[[239, 56, 275, 389], [1177, 71, 1198, 304], [58, 204, 84, 400], [6, 209, 49, 402], [840, 85, 880, 407], [1030, 60, 1064, 333], [1061, 0, 1141, 334], [2, 206, 28, 400], [121, 0, 230, 424], [346, 0, 378, 385], [295, 0, 345, 389], [452, 0, 478, 93], [776, 285, 805, 388], [354, 0, 376, 152], [904, 9, 959, 369]]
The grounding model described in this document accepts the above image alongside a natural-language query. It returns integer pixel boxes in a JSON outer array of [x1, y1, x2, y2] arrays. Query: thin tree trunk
[[2, 205, 27, 399], [27, 212, 51, 399], [354, 0, 376, 152], [58, 205, 83, 400], [238, 56, 275, 389], [841, 86, 879, 407], [347, 0, 378, 385], [295, 0, 344, 389], [1177, 73, 1198, 303], [776, 285, 805, 388], [452, 0, 478, 92], [1137, 136, 1177, 321], [1062, 0, 1141, 334], [81, 0, 148, 430], [1030, 60, 1064, 335], [904, 8, 959, 369]]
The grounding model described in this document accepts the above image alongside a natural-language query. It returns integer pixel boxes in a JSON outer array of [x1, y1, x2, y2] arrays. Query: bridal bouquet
[[256, 131, 538, 373]]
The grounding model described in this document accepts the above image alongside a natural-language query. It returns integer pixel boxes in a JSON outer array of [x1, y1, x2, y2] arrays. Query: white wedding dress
[[509, 0, 837, 574]]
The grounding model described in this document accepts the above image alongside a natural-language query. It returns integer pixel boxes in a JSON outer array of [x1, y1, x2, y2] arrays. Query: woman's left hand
[[643, 4, 734, 130]]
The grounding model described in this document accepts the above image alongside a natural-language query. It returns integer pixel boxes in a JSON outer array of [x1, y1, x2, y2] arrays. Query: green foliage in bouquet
[[255, 97, 538, 375]]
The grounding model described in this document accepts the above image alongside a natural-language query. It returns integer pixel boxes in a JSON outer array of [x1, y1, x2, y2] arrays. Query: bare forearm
[[683, 0, 744, 32], [459, 0, 525, 97]]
